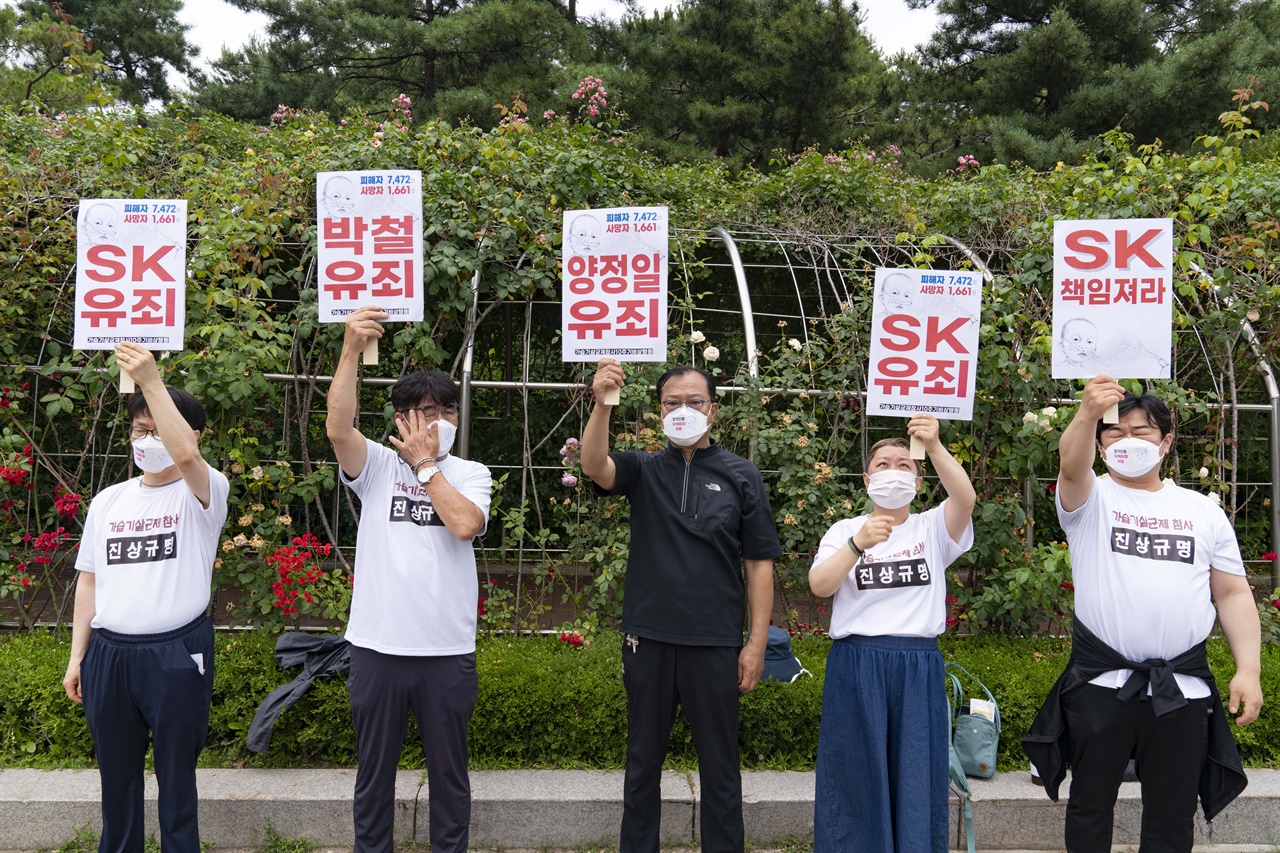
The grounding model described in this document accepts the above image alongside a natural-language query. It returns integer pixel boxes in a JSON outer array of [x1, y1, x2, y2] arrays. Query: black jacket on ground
[[247, 632, 351, 753]]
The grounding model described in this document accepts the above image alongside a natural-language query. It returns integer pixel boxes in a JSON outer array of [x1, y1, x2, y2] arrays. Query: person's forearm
[[325, 346, 362, 440], [810, 545, 858, 598], [1218, 587, 1262, 677], [930, 444, 976, 506], [1058, 409, 1099, 482], [136, 373, 201, 466], [579, 403, 613, 479], [425, 477, 486, 540], [744, 559, 774, 646]]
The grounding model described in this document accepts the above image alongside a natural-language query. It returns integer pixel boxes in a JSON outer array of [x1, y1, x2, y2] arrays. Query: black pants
[[1064, 682, 1212, 853], [347, 646, 477, 853], [621, 635, 742, 853], [81, 614, 214, 853]]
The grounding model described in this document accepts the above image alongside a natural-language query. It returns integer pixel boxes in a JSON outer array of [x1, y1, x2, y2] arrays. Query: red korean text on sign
[[320, 215, 418, 303], [78, 245, 180, 329], [872, 315, 972, 397], [565, 253, 664, 340], [1059, 277, 1165, 306], [81, 288, 127, 328]]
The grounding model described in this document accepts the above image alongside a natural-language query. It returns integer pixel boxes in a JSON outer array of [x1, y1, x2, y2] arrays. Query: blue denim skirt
[[814, 634, 949, 853]]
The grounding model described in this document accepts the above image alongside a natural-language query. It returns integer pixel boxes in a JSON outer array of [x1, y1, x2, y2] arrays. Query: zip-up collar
[[662, 439, 719, 461], [666, 440, 718, 513]]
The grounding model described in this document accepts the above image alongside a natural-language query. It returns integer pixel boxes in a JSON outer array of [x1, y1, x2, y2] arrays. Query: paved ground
[[2, 768, 1278, 851]]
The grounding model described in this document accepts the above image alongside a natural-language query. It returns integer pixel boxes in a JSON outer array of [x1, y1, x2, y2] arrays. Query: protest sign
[[866, 268, 982, 457], [1053, 218, 1173, 420], [75, 199, 188, 391], [561, 206, 669, 404], [316, 170, 424, 364]]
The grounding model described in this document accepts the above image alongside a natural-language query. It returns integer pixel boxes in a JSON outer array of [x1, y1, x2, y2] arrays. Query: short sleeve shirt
[[77, 466, 231, 634], [1058, 475, 1245, 698], [342, 439, 492, 656], [815, 504, 972, 639]]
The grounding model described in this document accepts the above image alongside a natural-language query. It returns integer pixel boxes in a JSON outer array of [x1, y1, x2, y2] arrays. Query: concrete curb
[[1, 768, 1278, 850]]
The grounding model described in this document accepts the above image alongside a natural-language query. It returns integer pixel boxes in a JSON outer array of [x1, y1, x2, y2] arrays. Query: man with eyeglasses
[[1025, 378, 1261, 853], [63, 342, 230, 853], [326, 305, 492, 853], [581, 358, 782, 853]]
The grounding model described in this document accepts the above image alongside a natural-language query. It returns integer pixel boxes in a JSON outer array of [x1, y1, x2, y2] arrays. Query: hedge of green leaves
[[2, 91, 1279, 639], [4, 632, 1278, 771]]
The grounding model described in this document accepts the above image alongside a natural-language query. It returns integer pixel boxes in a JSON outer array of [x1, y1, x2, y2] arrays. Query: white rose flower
[[1210, 492, 1221, 505], [1198, 467, 1209, 479], [251, 466, 265, 480], [690, 330, 706, 343], [703, 345, 720, 362], [1022, 411, 1038, 423], [1041, 406, 1056, 417], [789, 338, 802, 351]]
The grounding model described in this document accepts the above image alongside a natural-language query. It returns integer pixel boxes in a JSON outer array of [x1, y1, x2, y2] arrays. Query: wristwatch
[[416, 465, 441, 485]]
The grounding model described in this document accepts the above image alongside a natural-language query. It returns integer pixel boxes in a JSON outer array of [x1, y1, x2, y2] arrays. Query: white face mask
[[1104, 436, 1163, 478], [663, 406, 709, 447], [866, 469, 918, 510], [132, 435, 174, 474], [432, 418, 457, 457]]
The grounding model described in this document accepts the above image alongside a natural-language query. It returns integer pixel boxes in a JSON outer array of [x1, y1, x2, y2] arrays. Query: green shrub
[[0, 631, 94, 765], [2, 632, 1277, 772]]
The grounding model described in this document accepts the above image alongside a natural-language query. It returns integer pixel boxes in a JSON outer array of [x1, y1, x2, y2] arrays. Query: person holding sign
[[808, 414, 975, 853], [1024, 376, 1262, 853], [325, 306, 492, 853], [62, 343, 230, 853], [580, 358, 781, 853]]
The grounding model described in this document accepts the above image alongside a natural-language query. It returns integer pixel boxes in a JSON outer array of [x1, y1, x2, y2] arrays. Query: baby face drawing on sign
[[1057, 317, 1099, 367], [877, 272, 916, 315], [567, 214, 602, 255], [322, 176, 358, 218], [82, 204, 120, 245]]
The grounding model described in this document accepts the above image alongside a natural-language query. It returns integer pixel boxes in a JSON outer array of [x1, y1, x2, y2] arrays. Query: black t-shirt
[[595, 442, 782, 646]]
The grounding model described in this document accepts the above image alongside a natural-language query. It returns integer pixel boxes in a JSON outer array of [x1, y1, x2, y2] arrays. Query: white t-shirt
[[815, 504, 973, 639], [1057, 475, 1245, 698], [76, 466, 231, 634], [342, 439, 492, 656]]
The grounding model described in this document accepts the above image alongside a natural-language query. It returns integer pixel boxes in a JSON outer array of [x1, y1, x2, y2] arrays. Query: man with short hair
[[581, 357, 782, 853], [64, 342, 230, 853], [1025, 375, 1263, 853], [326, 305, 492, 853]]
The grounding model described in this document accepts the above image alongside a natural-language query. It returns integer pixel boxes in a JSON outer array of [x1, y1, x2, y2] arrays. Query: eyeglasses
[[660, 399, 709, 412], [400, 404, 459, 419], [130, 426, 160, 440]]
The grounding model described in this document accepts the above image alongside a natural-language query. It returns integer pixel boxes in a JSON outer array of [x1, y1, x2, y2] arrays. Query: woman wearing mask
[[809, 414, 976, 853]]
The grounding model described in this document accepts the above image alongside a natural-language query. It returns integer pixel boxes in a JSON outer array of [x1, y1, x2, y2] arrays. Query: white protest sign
[[866, 268, 982, 454], [316, 170, 424, 364], [1052, 218, 1173, 381], [561, 206, 669, 404], [75, 199, 188, 391]]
